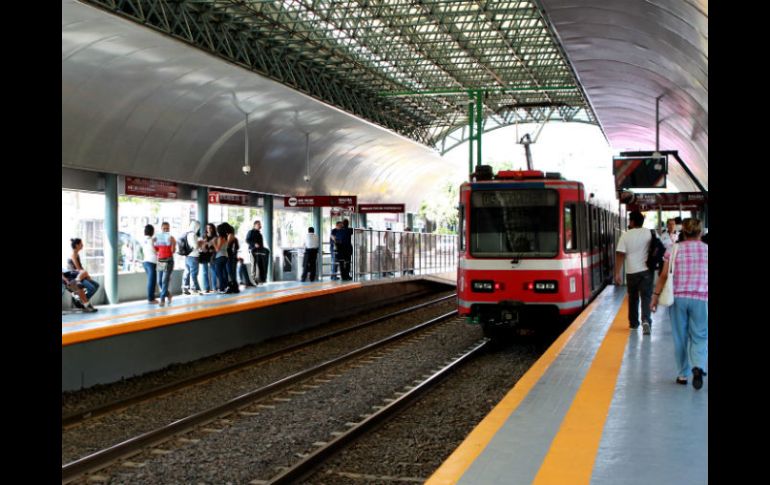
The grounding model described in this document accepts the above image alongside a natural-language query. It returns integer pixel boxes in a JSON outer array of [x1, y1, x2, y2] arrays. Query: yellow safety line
[[62, 283, 362, 346], [62, 281, 331, 327], [531, 298, 630, 485], [424, 290, 608, 485]]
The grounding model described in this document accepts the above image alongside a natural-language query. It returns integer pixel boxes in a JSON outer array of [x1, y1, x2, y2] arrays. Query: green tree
[[419, 181, 459, 234]]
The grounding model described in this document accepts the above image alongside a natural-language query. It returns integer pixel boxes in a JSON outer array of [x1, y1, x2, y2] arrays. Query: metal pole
[[103, 173, 119, 304], [468, 99, 474, 178], [263, 195, 274, 282], [476, 91, 483, 167]]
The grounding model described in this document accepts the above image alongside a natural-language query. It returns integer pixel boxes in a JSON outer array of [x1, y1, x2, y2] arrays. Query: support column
[[313, 206, 322, 280], [468, 98, 475, 178], [197, 186, 208, 230], [359, 213, 367, 229], [407, 213, 414, 230], [104, 173, 119, 304], [476, 91, 483, 168], [263, 195, 274, 282]]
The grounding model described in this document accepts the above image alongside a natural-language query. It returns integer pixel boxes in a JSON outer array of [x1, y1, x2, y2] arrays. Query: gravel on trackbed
[[77, 316, 485, 484], [62, 289, 453, 417], [304, 339, 548, 485], [63, 291, 457, 465]]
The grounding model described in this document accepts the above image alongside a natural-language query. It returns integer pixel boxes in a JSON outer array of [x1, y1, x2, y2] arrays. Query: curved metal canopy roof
[[538, 0, 708, 191]]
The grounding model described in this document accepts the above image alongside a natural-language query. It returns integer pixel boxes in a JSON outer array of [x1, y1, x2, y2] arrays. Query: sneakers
[[642, 322, 651, 335], [83, 304, 97, 313], [182, 289, 191, 295], [676, 377, 688, 385], [629, 323, 639, 329], [71, 296, 85, 309], [692, 367, 706, 390], [159, 298, 165, 307]]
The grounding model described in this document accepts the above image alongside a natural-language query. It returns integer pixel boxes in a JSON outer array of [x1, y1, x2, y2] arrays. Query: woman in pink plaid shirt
[[651, 218, 708, 390]]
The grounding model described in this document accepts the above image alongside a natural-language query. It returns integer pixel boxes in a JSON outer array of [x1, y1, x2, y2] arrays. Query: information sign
[[125, 177, 178, 199]]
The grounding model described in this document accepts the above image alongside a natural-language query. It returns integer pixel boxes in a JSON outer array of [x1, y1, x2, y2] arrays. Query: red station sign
[[125, 176, 178, 199], [284, 195, 357, 210], [209, 190, 250, 206], [357, 204, 406, 213], [619, 192, 707, 211]]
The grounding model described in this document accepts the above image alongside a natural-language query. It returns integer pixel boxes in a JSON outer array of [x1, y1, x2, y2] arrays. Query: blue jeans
[[158, 259, 174, 300], [227, 256, 238, 289], [200, 260, 212, 291], [214, 256, 228, 292], [183, 256, 201, 291], [143, 261, 157, 301], [670, 297, 708, 377], [80, 278, 100, 300]]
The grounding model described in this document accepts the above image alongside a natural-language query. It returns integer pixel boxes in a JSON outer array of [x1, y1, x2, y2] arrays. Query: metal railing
[[323, 229, 457, 281]]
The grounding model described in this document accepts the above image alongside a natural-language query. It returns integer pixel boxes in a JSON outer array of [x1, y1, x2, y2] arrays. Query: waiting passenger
[[614, 211, 655, 335], [337, 219, 354, 281], [214, 223, 231, 293], [224, 223, 240, 294], [400, 228, 415, 275], [651, 218, 708, 389], [301, 227, 320, 282], [329, 221, 343, 280], [182, 220, 203, 295], [199, 223, 218, 293], [246, 220, 269, 284], [62, 271, 97, 312], [154, 222, 176, 307], [142, 224, 159, 304], [67, 238, 101, 301], [660, 218, 679, 253]]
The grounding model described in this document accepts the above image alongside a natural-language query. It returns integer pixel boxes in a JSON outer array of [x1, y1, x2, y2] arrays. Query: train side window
[[564, 204, 578, 252]]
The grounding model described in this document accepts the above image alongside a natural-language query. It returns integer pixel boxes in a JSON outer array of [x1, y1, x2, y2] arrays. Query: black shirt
[[246, 229, 263, 251]]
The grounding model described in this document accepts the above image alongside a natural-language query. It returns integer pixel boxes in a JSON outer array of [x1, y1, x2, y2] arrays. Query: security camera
[[303, 175, 311, 182], [242, 164, 251, 175]]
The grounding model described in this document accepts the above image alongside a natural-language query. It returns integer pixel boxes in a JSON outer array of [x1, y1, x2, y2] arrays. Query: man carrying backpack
[[615, 211, 661, 336], [181, 220, 203, 295]]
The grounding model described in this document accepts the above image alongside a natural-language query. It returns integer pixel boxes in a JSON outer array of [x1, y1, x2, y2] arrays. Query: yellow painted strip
[[62, 283, 362, 346], [531, 298, 630, 485], [62, 281, 331, 327], [425, 290, 608, 485]]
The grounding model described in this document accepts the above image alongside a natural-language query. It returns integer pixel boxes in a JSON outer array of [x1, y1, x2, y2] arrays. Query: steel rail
[[62, 293, 456, 428], [61, 310, 458, 483], [267, 338, 491, 484]]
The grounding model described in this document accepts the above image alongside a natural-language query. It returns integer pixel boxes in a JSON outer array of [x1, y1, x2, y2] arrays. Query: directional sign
[[209, 190, 250, 206], [284, 196, 357, 210], [125, 177, 178, 199], [357, 204, 405, 213]]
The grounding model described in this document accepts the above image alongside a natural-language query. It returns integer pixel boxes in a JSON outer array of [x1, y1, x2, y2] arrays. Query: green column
[[104, 173, 119, 304], [476, 91, 483, 167], [407, 213, 414, 230], [468, 98, 474, 178], [197, 186, 208, 230], [360, 213, 367, 229], [313, 206, 322, 280], [263, 195, 274, 282]]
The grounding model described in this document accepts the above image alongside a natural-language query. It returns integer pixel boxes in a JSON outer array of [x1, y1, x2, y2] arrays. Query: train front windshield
[[470, 189, 559, 258]]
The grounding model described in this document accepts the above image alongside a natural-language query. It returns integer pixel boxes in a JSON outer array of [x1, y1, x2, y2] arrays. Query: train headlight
[[471, 280, 495, 293], [533, 280, 558, 293]]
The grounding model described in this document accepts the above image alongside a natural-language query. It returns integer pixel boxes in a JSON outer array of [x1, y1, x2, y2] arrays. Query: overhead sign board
[[209, 190, 250, 206], [357, 204, 406, 213], [125, 176, 178, 199], [613, 156, 667, 190], [284, 195, 357, 210], [619, 192, 707, 211]]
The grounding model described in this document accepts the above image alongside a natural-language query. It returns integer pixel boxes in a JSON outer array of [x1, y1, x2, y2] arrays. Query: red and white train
[[457, 166, 620, 337]]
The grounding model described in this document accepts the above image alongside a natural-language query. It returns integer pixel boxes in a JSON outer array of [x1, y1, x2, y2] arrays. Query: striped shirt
[[664, 240, 708, 301]]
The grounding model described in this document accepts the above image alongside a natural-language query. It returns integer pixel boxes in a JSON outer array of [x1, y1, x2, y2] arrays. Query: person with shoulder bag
[[154, 222, 177, 307], [198, 223, 217, 294], [651, 218, 709, 389]]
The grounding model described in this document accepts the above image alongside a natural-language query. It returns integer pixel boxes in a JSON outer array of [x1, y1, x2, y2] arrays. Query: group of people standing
[[141, 219, 269, 306], [615, 211, 709, 390]]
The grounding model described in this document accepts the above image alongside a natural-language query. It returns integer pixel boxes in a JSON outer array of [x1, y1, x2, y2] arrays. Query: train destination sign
[[209, 190, 250, 206], [284, 195, 357, 209], [125, 176, 178, 199], [357, 204, 405, 213]]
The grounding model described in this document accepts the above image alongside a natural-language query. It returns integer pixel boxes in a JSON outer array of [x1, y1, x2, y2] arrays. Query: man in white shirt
[[301, 227, 320, 282], [183, 220, 203, 295], [659, 218, 679, 253], [615, 211, 655, 334]]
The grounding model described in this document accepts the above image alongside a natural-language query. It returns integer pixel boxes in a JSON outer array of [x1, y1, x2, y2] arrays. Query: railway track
[[62, 293, 456, 428], [62, 306, 468, 483]]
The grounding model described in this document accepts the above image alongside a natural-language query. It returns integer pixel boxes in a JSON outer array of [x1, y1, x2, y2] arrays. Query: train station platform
[[427, 285, 708, 485], [62, 275, 454, 391]]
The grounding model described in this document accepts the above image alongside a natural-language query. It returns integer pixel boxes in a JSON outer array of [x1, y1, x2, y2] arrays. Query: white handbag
[[657, 244, 677, 307]]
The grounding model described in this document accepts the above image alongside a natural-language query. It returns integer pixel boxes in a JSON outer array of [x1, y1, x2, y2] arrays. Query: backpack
[[177, 232, 193, 256], [646, 229, 665, 271]]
